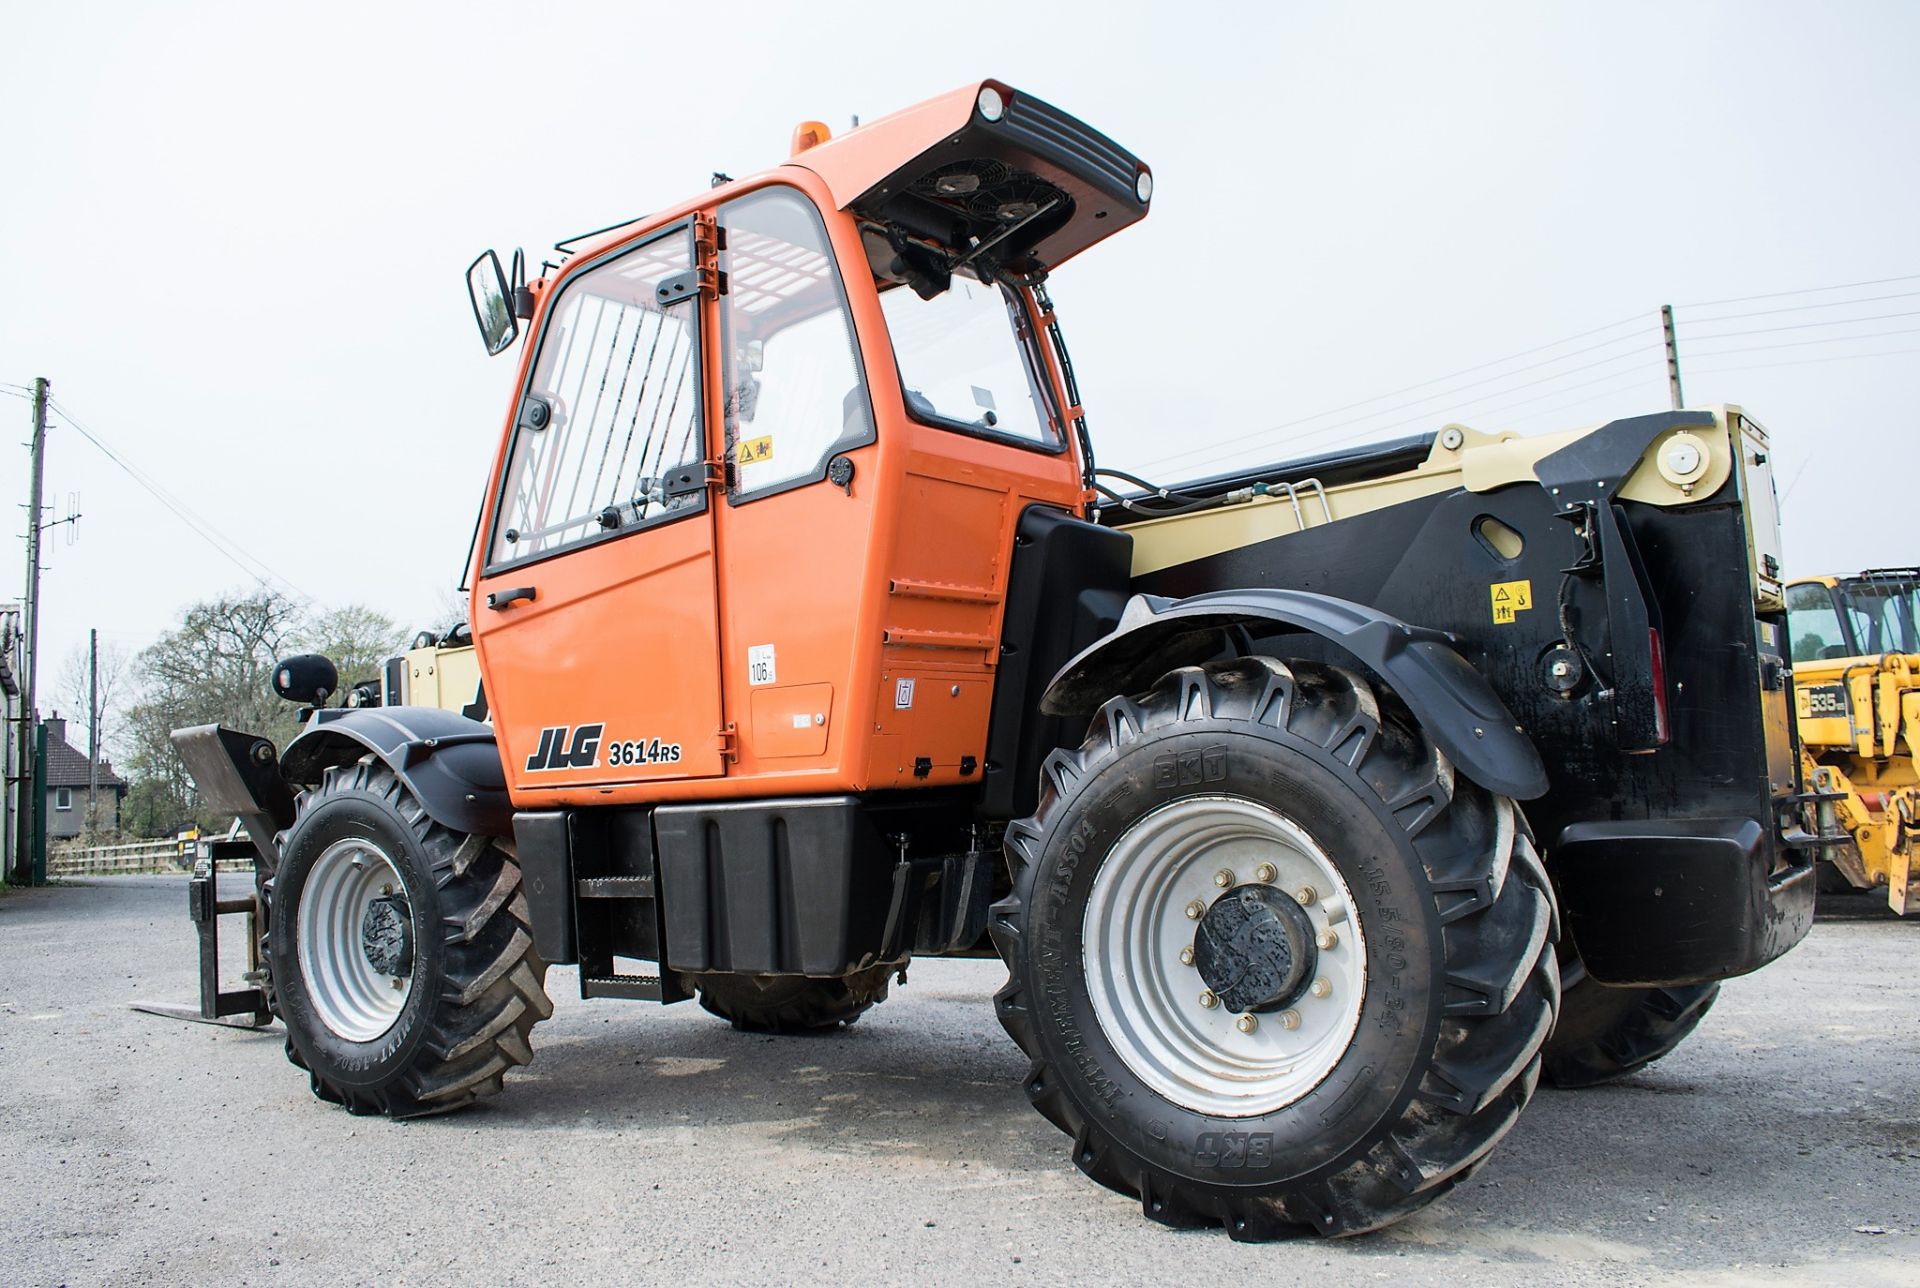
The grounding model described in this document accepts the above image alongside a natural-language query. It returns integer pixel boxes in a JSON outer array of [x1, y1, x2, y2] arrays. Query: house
[[42, 714, 127, 839]]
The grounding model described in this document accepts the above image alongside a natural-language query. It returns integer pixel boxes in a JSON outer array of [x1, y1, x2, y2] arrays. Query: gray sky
[[2, 1, 1915, 715]]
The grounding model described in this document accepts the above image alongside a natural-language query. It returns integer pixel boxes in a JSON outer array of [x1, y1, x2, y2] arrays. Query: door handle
[[487, 586, 537, 610]]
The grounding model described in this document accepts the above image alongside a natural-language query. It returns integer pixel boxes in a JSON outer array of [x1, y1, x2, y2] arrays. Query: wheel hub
[[1194, 885, 1317, 1014], [360, 896, 413, 977]]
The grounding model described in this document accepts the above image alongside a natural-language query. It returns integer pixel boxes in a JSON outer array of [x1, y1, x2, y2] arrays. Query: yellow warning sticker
[[1490, 579, 1533, 625], [737, 435, 774, 465]]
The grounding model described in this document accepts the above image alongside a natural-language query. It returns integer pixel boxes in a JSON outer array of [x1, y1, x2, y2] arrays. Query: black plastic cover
[[1553, 816, 1815, 986], [512, 811, 576, 964], [654, 796, 892, 975], [980, 506, 1133, 818]]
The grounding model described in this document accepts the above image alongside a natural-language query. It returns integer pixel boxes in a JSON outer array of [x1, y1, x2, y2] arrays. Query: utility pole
[[1661, 304, 1685, 410], [88, 626, 99, 833], [13, 377, 48, 885]]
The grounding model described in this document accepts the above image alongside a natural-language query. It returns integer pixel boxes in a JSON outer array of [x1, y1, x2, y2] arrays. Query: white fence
[[48, 838, 254, 877]]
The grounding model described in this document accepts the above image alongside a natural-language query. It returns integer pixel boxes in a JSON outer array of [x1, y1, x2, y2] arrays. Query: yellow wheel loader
[[1786, 570, 1920, 913]]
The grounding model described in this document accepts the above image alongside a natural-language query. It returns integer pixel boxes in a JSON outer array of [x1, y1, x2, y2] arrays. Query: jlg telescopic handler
[[174, 80, 1815, 1238]]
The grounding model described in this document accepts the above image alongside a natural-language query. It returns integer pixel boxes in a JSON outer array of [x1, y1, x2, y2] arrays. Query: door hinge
[[717, 722, 738, 764], [693, 212, 728, 298]]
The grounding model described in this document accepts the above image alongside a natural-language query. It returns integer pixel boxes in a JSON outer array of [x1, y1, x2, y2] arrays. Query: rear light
[[1647, 628, 1672, 748]]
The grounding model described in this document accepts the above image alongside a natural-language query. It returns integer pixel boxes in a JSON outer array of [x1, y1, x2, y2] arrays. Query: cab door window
[[488, 225, 703, 569], [717, 188, 872, 500], [1787, 583, 1851, 662]]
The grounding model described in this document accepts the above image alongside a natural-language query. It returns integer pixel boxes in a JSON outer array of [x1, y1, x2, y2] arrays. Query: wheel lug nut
[[1254, 862, 1277, 884], [1198, 990, 1218, 1009], [1178, 945, 1196, 966], [1278, 1009, 1301, 1030], [382, 884, 393, 896], [1213, 869, 1234, 889], [1236, 1014, 1257, 1034], [1295, 886, 1317, 906], [1185, 900, 1205, 920], [1318, 929, 1339, 950], [1310, 977, 1332, 998], [390, 977, 404, 990]]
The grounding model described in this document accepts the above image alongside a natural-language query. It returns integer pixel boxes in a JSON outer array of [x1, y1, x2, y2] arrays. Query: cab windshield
[[879, 274, 1060, 449], [1835, 576, 1920, 654]]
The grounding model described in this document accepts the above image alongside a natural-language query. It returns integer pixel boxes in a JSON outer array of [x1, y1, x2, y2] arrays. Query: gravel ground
[[0, 875, 1915, 1287]]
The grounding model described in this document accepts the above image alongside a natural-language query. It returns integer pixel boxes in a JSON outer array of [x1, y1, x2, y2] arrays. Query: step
[[581, 972, 663, 1001], [577, 875, 656, 899]]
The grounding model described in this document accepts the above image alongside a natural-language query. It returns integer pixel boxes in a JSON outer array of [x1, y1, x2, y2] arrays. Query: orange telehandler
[[174, 79, 1812, 1238]]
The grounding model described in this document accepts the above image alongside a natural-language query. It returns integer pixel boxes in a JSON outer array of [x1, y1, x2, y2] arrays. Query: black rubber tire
[[266, 758, 552, 1117], [695, 966, 893, 1033], [1540, 956, 1718, 1089], [991, 658, 1561, 1239]]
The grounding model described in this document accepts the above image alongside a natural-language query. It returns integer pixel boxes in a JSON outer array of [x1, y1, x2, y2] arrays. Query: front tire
[[268, 759, 552, 1116], [991, 658, 1560, 1239]]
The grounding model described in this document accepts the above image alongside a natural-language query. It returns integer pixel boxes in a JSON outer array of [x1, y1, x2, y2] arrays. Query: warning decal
[[737, 435, 774, 465], [1490, 579, 1534, 626]]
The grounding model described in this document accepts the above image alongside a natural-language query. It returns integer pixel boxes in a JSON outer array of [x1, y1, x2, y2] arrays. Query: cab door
[[473, 219, 728, 794]]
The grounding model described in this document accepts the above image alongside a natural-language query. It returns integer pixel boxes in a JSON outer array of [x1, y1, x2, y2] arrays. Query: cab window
[[1787, 584, 1851, 662], [488, 225, 703, 568], [717, 188, 871, 500], [880, 274, 1060, 450]]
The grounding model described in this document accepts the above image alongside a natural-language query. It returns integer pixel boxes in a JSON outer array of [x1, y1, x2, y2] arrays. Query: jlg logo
[[525, 724, 604, 772]]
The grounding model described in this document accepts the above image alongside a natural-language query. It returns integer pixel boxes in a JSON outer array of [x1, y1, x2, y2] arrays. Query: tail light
[[1647, 628, 1671, 748]]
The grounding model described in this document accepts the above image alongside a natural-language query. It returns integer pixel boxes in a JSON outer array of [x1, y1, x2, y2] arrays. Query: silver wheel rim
[[1082, 795, 1367, 1117], [297, 838, 413, 1042]]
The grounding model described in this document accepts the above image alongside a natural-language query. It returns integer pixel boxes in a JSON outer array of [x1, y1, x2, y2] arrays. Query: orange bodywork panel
[[469, 164, 1087, 810]]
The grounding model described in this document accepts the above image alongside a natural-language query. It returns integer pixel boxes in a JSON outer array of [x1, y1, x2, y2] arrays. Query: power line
[[1135, 339, 1660, 477], [1677, 272, 1920, 309], [1685, 346, 1920, 376], [46, 397, 316, 602], [1136, 364, 1663, 482], [1679, 308, 1920, 342], [1685, 324, 1920, 358], [1681, 289, 1920, 326], [1122, 311, 1649, 477]]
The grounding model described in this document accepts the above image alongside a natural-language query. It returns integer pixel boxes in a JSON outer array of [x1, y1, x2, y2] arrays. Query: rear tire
[[695, 966, 893, 1033], [992, 658, 1560, 1239], [1541, 957, 1718, 1089], [267, 759, 552, 1117]]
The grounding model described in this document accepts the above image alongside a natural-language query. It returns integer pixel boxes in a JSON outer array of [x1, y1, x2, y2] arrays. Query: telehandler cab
[[174, 79, 1814, 1238]]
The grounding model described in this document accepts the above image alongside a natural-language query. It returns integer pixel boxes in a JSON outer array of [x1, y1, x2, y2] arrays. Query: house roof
[[42, 721, 127, 790]]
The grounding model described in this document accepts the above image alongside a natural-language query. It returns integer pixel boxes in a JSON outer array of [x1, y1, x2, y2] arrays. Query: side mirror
[[273, 654, 339, 706], [466, 249, 519, 356]]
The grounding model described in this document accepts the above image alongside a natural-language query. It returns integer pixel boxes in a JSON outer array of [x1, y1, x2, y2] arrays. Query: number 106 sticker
[[748, 644, 776, 686]]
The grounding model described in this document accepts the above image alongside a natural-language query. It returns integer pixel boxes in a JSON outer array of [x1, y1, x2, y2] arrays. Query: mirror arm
[[511, 248, 535, 320]]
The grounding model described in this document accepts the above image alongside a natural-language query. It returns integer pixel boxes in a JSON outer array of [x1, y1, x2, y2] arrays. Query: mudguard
[[1040, 589, 1548, 800], [281, 706, 511, 837]]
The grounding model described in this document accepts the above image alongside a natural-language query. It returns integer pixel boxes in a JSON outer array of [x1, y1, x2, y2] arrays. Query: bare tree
[[124, 590, 305, 832], [298, 604, 407, 694], [56, 638, 133, 765]]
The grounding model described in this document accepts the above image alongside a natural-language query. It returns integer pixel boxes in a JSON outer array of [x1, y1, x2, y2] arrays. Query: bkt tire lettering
[[525, 724, 604, 772]]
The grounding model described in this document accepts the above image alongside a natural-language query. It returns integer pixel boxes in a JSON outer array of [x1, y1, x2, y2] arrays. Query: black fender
[[1040, 589, 1548, 800], [280, 706, 511, 837]]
